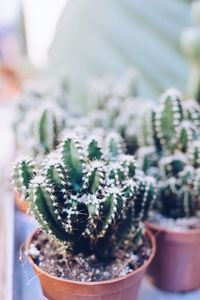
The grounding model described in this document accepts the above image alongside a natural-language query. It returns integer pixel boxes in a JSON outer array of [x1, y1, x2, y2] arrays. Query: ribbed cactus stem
[[188, 140, 200, 168], [12, 157, 36, 199], [86, 137, 103, 160], [153, 89, 184, 153], [184, 100, 200, 128], [105, 132, 125, 161], [176, 121, 198, 153], [61, 136, 85, 193], [82, 160, 105, 193], [134, 176, 157, 221]]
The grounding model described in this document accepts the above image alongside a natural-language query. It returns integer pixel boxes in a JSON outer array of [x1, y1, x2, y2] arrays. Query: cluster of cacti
[[88, 69, 154, 154], [137, 89, 200, 219], [89, 68, 138, 109], [181, 0, 200, 104], [157, 154, 200, 218], [18, 77, 69, 111], [14, 79, 70, 157], [12, 131, 156, 259]]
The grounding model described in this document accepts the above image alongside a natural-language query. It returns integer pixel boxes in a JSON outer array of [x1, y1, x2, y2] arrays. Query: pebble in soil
[[28, 231, 152, 282]]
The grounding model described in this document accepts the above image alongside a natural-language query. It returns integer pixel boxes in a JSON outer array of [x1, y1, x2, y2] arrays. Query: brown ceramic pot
[[146, 222, 200, 292], [26, 229, 156, 300], [15, 192, 29, 214]]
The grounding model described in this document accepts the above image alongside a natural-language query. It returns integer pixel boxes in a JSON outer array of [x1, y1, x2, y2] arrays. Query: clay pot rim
[[26, 228, 156, 286], [146, 221, 200, 236]]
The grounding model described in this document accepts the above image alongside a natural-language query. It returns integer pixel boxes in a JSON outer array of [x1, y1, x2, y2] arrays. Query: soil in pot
[[26, 229, 156, 300], [147, 211, 200, 292], [28, 230, 152, 282], [149, 211, 200, 230]]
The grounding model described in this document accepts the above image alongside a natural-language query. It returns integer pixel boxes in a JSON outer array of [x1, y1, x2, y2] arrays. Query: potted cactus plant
[[138, 89, 200, 292], [12, 132, 156, 300]]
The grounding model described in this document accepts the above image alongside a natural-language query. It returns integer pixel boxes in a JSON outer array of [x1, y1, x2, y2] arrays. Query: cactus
[[153, 138, 200, 219], [188, 140, 200, 168], [137, 88, 200, 219], [12, 157, 36, 200], [15, 103, 66, 157], [12, 132, 156, 258], [140, 89, 200, 156], [136, 146, 159, 177], [151, 89, 184, 154], [31, 104, 65, 156], [157, 162, 197, 219], [13, 78, 70, 156]]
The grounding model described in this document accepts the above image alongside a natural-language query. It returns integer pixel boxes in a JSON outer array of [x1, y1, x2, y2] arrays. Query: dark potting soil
[[28, 231, 152, 282], [149, 211, 200, 231]]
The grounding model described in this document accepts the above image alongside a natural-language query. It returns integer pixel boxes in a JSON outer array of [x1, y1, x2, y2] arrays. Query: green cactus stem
[[152, 89, 184, 154]]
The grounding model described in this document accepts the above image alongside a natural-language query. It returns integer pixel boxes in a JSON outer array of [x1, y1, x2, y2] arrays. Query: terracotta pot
[[146, 222, 200, 292], [26, 229, 156, 300], [15, 192, 29, 214]]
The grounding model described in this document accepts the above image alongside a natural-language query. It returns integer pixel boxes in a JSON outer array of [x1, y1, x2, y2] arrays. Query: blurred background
[[0, 0, 198, 299], [0, 0, 194, 180], [0, 0, 193, 107]]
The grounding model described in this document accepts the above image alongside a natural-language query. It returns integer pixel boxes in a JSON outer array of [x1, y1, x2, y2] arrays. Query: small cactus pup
[[13, 132, 156, 299]]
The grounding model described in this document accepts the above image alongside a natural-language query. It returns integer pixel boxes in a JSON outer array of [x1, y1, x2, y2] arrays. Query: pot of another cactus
[[13, 132, 156, 300], [147, 222, 200, 292], [138, 89, 200, 292]]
